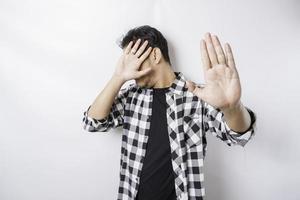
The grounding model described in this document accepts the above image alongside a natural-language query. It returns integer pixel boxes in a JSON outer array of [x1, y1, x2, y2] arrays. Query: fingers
[[124, 41, 133, 54], [200, 39, 211, 72], [137, 46, 152, 65], [211, 35, 226, 64], [135, 40, 149, 57], [224, 43, 236, 71], [130, 38, 142, 54], [125, 38, 150, 59], [204, 32, 218, 66]]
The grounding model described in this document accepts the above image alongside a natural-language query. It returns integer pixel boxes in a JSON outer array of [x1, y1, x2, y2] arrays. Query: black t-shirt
[[135, 87, 177, 200]]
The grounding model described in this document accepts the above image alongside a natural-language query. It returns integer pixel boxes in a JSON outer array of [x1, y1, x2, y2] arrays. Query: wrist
[[221, 100, 243, 115], [112, 73, 126, 83]]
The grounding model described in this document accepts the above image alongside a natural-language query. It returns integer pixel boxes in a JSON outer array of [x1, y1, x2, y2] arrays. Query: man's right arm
[[82, 75, 127, 132], [87, 75, 125, 120]]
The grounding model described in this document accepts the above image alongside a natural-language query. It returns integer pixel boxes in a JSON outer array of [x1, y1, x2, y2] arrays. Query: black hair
[[117, 25, 171, 65]]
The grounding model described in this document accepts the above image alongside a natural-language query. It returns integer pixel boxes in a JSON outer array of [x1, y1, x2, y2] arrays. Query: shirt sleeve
[[82, 83, 134, 132], [202, 100, 257, 147]]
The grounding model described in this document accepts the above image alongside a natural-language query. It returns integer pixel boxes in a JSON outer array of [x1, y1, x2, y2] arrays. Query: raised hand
[[114, 38, 153, 82], [186, 32, 242, 110]]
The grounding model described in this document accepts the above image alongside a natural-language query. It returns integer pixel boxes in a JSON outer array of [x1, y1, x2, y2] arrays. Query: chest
[[123, 89, 204, 153], [121, 89, 207, 199]]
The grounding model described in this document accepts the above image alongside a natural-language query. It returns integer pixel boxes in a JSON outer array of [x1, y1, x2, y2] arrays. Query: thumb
[[193, 86, 206, 100], [133, 68, 152, 79], [185, 80, 196, 92], [186, 81, 206, 100]]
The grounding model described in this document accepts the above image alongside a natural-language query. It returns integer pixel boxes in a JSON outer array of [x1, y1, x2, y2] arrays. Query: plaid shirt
[[82, 71, 257, 200]]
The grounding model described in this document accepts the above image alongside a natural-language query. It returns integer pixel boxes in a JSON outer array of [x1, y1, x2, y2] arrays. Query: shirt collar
[[137, 71, 187, 96], [168, 71, 187, 96]]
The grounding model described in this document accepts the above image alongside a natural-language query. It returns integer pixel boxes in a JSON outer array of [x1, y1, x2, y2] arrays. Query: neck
[[152, 63, 176, 88]]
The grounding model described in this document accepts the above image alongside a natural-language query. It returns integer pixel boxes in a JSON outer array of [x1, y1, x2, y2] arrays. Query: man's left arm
[[186, 32, 258, 147], [202, 97, 257, 147]]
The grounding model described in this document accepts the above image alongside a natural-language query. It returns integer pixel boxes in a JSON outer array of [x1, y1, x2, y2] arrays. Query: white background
[[1, 0, 299, 199]]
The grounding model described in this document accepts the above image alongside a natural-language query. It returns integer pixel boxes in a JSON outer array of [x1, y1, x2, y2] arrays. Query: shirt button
[[204, 122, 208, 130]]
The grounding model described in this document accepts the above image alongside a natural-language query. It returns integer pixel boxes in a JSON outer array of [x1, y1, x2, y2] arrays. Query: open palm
[[186, 33, 241, 110]]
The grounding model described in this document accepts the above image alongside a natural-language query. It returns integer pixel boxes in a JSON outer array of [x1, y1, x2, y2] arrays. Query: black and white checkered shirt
[[82, 71, 257, 200]]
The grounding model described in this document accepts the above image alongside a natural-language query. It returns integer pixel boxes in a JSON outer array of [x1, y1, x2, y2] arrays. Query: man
[[82, 25, 257, 200]]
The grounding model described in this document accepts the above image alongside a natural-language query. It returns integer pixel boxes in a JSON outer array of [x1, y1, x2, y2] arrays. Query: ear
[[151, 47, 162, 64]]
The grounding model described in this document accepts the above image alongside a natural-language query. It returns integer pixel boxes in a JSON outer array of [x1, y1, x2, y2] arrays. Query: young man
[[82, 25, 257, 200]]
